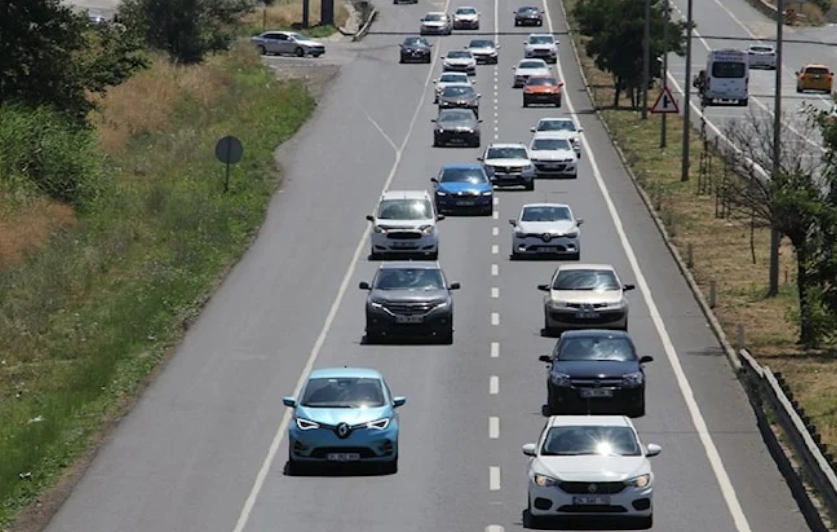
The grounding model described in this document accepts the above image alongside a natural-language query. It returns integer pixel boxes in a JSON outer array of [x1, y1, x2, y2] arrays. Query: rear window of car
[[805, 67, 830, 76]]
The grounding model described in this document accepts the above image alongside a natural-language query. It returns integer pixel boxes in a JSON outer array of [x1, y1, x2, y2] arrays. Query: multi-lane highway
[[40, 0, 814, 531]]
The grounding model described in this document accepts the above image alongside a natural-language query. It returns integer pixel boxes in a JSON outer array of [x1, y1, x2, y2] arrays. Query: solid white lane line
[[491, 312, 499, 325], [230, 0, 453, 527], [492, 226, 499, 236], [489, 375, 499, 394], [549, 0, 751, 530], [491, 341, 499, 358], [491, 244, 499, 254], [489, 417, 500, 439], [491, 264, 499, 276], [489, 466, 501, 490], [491, 287, 499, 298]]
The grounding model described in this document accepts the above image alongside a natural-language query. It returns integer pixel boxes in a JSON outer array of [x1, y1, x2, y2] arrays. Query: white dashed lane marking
[[491, 287, 499, 298], [491, 342, 499, 358], [489, 375, 499, 394], [489, 417, 500, 439], [491, 264, 499, 276], [489, 467, 501, 491], [491, 312, 499, 326], [492, 211, 499, 219], [492, 227, 499, 236], [486, 527, 504, 532], [491, 244, 499, 255]]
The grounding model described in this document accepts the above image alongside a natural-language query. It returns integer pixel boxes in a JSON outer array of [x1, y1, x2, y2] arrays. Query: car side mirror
[[623, 283, 636, 291], [431, 118, 437, 122], [431, 177, 439, 183], [509, 219, 516, 226], [537, 284, 550, 292], [795, 71, 799, 75], [639, 356, 654, 365], [522, 443, 537, 456], [366, 215, 374, 222], [449, 282, 461, 290], [645, 443, 662, 457], [393, 396, 407, 408], [282, 396, 296, 407], [558, 82, 565, 88], [432, 79, 438, 83], [496, 45, 501, 49], [538, 354, 552, 363], [477, 156, 484, 161], [436, 214, 445, 221], [477, 93, 481, 98], [359, 281, 370, 290], [478, 119, 484, 123], [530, 126, 536, 132], [578, 127, 584, 132], [576, 218, 584, 225]]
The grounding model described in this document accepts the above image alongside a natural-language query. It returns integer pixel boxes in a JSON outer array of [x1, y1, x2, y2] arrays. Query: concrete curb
[[352, 8, 378, 41], [557, 0, 742, 372]]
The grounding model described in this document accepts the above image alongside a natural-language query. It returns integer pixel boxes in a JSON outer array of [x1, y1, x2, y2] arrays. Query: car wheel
[[286, 450, 302, 475], [425, 56, 431, 63], [257, 45, 267, 55], [399, 56, 405, 63], [482, 205, 493, 216], [568, 251, 580, 261], [380, 457, 398, 474], [631, 397, 646, 418], [556, 95, 562, 108], [470, 136, 480, 147], [525, 181, 535, 191], [439, 329, 454, 344], [295, 47, 305, 57], [525, 499, 545, 529], [739, 98, 748, 107], [523, 97, 529, 107], [637, 514, 653, 528], [428, 251, 439, 260], [433, 137, 440, 147], [365, 328, 382, 344]]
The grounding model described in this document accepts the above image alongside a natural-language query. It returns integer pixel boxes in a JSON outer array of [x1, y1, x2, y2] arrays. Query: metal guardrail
[[738, 348, 837, 527]]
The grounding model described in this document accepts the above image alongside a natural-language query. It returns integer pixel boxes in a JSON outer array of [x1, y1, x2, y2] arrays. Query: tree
[[572, 0, 689, 108], [0, 0, 148, 124], [718, 110, 837, 346], [119, 0, 256, 65]]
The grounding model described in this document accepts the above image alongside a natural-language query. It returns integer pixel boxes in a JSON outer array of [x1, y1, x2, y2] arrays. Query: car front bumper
[[544, 306, 627, 330], [366, 307, 453, 337], [421, 25, 450, 34], [749, 57, 776, 69], [531, 160, 576, 176], [487, 167, 535, 187], [289, 423, 398, 463], [516, 17, 543, 25], [435, 192, 493, 213], [371, 231, 438, 255], [528, 479, 653, 518], [524, 92, 561, 104], [443, 63, 476, 75], [435, 129, 480, 146], [525, 49, 556, 61], [402, 50, 431, 62], [472, 52, 498, 64], [453, 18, 479, 28], [548, 383, 644, 413], [513, 235, 578, 256]]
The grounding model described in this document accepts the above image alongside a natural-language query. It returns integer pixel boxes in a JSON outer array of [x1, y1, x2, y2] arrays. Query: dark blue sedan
[[430, 163, 494, 216]]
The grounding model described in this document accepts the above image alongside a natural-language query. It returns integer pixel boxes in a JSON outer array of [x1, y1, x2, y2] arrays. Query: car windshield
[[439, 167, 487, 183], [447, 51, 471, 58], [404, 38, 428, 47], [526, 77, 557, 86], [518, 7, 538, 13], [540, 426, 641, 456], [520, 61, 545, 69], [438, 110, 475, 123], [300, 377, 386, 408], [529, 36, 553, 44], [457, 7, 477, 13], [557, 337, 637, 362], [442, 86, 475, 97], [440, 73, 468, 83], [287, 33, 306, 41], [531, 138, 572, 151], [538, 119, 576, 132], [470, 40, 493, 48], [521, 205, 571, 222], [425, 13, 443, 21], [373, 267, 445, 290], [487, 147, 527, 159], [552, 269, 620, 291], [377, 199, 433, 220]]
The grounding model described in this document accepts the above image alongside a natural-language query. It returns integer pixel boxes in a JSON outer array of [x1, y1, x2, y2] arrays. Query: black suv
[[514, 6, 544, 26], [399, 37, 432, 64], [360, 262, 460, 344], [538, 329, 653, 417]]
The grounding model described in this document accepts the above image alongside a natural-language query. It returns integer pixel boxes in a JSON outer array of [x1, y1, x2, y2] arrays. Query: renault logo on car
[[541, 233, 552, 242], [336, 422, 350, 438]]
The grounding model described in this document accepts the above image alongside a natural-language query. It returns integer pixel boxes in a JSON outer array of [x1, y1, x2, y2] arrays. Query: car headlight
[[622, 371, 644, 387], [562, 231, 579, 238], [296, 418, 320, 430], [481, 190, 493, 196], [436, 191, 447, 196], [534, 474, 559, 487], [548, 299, 568, 308], [514, 229, 526, 236], [366, 418, 391, 430], [628, 473, 651, 488], [369, 300, 385, 309], [551, 372, 571, 387], [431, 300, 449, 310], [374, 225, 387, 233], [524, 164, 534, 171], [419, 224, 434, 234]]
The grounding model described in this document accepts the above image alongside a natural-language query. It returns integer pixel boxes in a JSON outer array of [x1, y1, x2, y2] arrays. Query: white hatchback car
[[367, 190, 444, 260], [747, 43, 777, 70], [513, 58, 551, 88], [528, 133, 578, 178], [522, 415, 661, 529], [509, 203, 582, 260], [524, 33, 558, 63], [530, 117, 583, 158]]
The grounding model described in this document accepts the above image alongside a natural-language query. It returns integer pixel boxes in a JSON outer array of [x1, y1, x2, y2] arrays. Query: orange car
[[522, 75, 565, 107]]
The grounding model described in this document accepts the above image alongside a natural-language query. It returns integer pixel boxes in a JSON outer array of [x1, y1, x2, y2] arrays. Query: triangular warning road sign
[[650, 86, 679, 114]]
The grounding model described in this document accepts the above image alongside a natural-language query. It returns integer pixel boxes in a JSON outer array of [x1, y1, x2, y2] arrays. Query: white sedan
[[528, 134, 578, 178], [513, 58, 551, 88], [522, 415, 661, 529], [443, 50, 477, 75], [452, 6, 480, 29], [510, 203, 582, 259], [747, 43, 777, 70], [433, 72, 471, 102], [531, 117, 583, 158]]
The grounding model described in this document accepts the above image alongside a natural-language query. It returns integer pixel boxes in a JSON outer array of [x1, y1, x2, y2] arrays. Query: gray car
[[250, 31, 325, 58], [432, 108, 482, 147], [437, 85, 481, 117], [359, 262, 460, 344], [467, 39, 500, 64]]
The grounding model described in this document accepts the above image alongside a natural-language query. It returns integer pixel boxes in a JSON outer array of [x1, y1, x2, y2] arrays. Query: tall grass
[[0, 42, 315, 527], [244, 0, 352, 32]]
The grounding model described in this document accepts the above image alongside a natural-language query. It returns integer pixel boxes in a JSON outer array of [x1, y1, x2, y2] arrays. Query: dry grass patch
[[0, 195, 76, 266], [564, 0, 837, 450], [246, 0, 351, 31]]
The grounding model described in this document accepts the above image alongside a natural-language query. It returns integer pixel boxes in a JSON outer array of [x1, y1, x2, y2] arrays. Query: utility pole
[[768, 0, 784, 296], [302, 0, 310, 28], [661, 0, 669, 148], [642, 0, 651, 119], [680, 0, 693, 181]]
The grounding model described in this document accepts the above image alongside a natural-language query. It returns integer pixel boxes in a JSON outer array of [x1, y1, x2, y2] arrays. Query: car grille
[[569, 378, 624, 387], [534, 163, 567, 171], [451, 190, 479, 197], [529, 49, 553, 56], [491, 166, 523, 174], [387, 231, 422, 240], [310, 447, 377, 459], [565, 302, 608, 309], [559, 481, 627, 495], [383, 302, 435, 314], [557, 504, 628, 513]]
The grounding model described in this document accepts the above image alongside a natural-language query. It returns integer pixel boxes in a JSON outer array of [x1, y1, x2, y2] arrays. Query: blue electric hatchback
[[283, 367, 406, 474], [431, 163, 494, 216]]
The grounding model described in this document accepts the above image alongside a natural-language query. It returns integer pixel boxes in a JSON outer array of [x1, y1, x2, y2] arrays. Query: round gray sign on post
[[215, 135, 244, 164]]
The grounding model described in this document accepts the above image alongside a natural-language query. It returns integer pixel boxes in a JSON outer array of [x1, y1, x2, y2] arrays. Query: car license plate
[[457, 200, 476, 206], [395, 315, 424, 324], [572, 496, 611, 505], [326, 453, 360, 462], [576, 311, 600, 319], [391, 241, 416, 248], [537, 247, 554, 252], [580, 388, 613, 398]]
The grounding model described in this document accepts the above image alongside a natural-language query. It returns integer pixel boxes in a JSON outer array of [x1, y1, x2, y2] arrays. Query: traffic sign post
[[214, 135, 244, 193], [650, 86, 680, 114]]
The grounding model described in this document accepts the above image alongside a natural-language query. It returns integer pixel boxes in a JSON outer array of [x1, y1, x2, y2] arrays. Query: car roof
[[547, 415, 633, 429], [441, 72, 468, 77], [426, 11, 447, 15], [447, 49, 473, 54], [531, 131, 575, 140], [539, 117, 574, 123], [749, 43, 773, 49], [442, 162, 483, 169], [455, 5, 477, 9], [519, 59, 547, 65], [558, 329, 631, 340], [381, 190, 430, 201], [488, 143, 527, 148], [556, 263, 616, 271], [379, 260, 441, 270], [309, 367, 384, 380], [522, 202, 571, 210], [528, 33, 553, 38], [803, 63, 830, 69]]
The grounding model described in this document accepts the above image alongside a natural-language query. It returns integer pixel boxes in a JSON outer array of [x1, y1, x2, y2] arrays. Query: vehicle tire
[[568, 251, 580, 261], [365, 328, 382, 344], [511, 251, 521, 260], [428, 251, 439, 260], [525, 180, 535, 191], [381, 458, 398, 474], [621, 318, 629, 331], [257, 45, 267, 55], [556, 95, 562, 108], [796, 84, 803, 93], [433, 137, 440, 147], [701, 96, 712, 106], [637, 514, 653, 529], [470, 136, 480, 147], [425, 56, 432, 63], [287, 449, 302, 475], [514, 20, 519, 26], [399, 56, 405, 64], [440, 329, 454, 344], [631, 397, 646, 418], [739, 98, 748, 107], [295, 47, 305, 57], [523, 97, 529, 107], [525, 499, 545, 529]]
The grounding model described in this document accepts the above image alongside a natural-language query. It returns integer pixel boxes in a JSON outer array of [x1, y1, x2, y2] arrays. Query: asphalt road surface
[[42, 1, 813, 531]]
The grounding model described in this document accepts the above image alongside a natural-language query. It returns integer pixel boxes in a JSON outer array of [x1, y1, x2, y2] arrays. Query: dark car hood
[[553, 360, 639, 379], [404, 45, 430, 52], [437, 118, 477, 129], [439, 95, 478, 105], [370, 289, 449, 304]]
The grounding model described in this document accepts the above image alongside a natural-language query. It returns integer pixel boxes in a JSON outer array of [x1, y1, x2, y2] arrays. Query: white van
[[697, 49, 749, 106]]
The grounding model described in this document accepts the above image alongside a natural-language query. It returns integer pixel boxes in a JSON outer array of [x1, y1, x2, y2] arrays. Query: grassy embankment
[[561, 0, 837, 447], [0, 11, 322, 530]]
